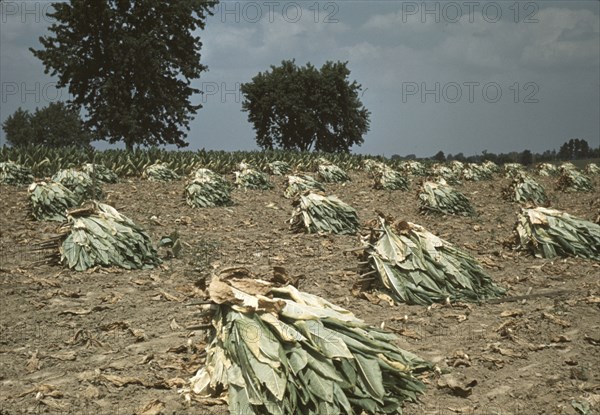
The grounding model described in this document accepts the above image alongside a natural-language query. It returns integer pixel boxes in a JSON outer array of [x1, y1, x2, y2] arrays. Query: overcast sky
[[1, 1, 598, 157]]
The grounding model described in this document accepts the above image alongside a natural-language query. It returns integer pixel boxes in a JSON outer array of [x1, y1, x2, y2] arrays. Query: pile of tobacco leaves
[[289, 192, 360, 235], [418, 179, 476, 216], [318, 159, 351, 183], [284, 175, 325, 199], [360, 216, 505, 305], [431, 164, 461, 185], [461, 163, 493, 181], [373, 166, 409, 191], [81, 163, 118, 183], [268, 161, 292, 176], [504, 163, 525, 178], [35, 201, 160, 271], [52, 168, 103, 200], [400, 160, 427, 177], [537, 163, 558, 177], [585, 163, 600, 175], [186, 169, 233, 208], [556, 169, 593, 192], [514, 207, 600, 260], [235, 162, 273, 190], [28, 181, 80, 221], [143, 162, 180, 182], [0, 161, 34, 185], [184, 267, 432, 414], [503, 173, 549, 206]]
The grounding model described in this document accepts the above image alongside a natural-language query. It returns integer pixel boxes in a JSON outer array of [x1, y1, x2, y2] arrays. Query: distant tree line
[[393, 138, 599, 165], [2, 102, 91, 148]]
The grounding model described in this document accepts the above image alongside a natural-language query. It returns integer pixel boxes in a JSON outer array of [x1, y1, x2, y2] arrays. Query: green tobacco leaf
[[354, 353, 385, 400], [303, 368, 334, 402], [297, 319, 353, 359], [287, 348, 308, 375]]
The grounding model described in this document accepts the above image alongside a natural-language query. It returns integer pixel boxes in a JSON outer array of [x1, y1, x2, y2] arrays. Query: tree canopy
[[2, 103, 91, 148], [30, 0, 217, 151], [558, 138, 591, 160], [241, 60, 371, 153]]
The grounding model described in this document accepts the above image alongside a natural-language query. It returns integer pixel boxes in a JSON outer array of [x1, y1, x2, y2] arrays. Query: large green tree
[[31, 0, 217, 151], [2, 103, 91, 148], [241, 60, 370, 153], [2, 108, 34, 147]]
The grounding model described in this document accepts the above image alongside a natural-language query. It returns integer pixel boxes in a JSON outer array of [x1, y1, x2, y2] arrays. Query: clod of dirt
[[437, 374, 478, 397]]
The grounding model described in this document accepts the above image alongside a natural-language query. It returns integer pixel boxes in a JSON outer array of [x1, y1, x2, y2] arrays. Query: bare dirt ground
[[1, 171, 599, 415]]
